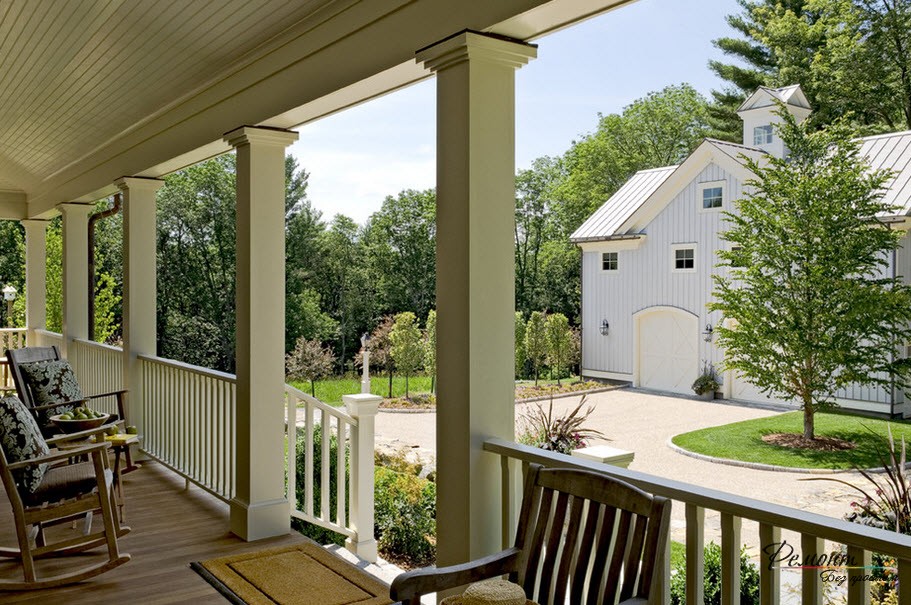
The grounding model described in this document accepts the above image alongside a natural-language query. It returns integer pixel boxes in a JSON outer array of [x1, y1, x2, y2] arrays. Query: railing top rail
[[138, 353, 237, 384], [284, 383, 356, 424], [72, 338, 123, 353], [33, 329, 61, 337], [0, 327, 26, 333], [485, 437, 911, 559]]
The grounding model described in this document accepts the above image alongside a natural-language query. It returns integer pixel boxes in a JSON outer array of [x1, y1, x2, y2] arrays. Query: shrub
[[670, 542, 760, 605], [374, 466, 436, 567], [517, 396, 605, 455]]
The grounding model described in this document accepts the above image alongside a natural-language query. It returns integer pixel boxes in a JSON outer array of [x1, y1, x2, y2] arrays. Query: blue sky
[[289, 0, 742, 225]]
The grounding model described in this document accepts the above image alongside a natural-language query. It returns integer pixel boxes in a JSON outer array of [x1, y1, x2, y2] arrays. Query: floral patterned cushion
[[19, 359, 84, 424], [0, 396, 49, 495]]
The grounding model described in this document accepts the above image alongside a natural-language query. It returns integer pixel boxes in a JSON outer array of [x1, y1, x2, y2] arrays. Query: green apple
[[125, 425, 138, 435]]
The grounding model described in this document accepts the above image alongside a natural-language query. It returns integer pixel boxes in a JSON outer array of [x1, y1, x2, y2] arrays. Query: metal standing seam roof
[[569, 165, 676, 242], [571, 130, 911, 243], [856, 130, 911, 215]]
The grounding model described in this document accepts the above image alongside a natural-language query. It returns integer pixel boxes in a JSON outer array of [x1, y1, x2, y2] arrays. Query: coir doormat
[[191, 542, 393, 605]]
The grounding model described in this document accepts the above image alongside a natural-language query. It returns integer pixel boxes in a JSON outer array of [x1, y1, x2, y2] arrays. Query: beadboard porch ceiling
[[0, 0, 637, 220]]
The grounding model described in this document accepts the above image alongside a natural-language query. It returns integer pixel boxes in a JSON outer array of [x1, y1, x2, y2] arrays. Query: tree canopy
[[711, 109, 911, 439]]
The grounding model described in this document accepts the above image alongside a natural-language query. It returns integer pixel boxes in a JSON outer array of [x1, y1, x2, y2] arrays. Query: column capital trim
[[21, 219, 50, 229], [115, 176, 165, 193], [223, 126, 299, 149], [57, 202, 95, 216], [416, 30, 537, 73]]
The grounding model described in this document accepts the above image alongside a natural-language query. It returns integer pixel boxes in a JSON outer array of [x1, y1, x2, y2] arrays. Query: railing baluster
[[320, 408, 330, 521], [846, 546, 870, 605], [758, 524, 780, 605], [336, 418, 345, 526], [686, 503, 705, 605], [801, 534, 824, 605], [720, 513, 741, 605], [305, 401, 314, 517]]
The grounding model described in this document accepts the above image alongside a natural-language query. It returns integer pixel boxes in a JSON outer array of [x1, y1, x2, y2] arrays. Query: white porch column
[[116, 177, 164, 434], [59, 203, 94, 356], [21, 220, 48, 341], [417, 31, 536, 564], [224, 126, 299, 541]]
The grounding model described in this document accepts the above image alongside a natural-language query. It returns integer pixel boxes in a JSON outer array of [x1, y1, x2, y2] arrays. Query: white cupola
[[736, 85, 812, 158]]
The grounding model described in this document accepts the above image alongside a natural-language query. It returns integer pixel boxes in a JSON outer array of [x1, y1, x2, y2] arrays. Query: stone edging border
[[667, 439, 898, 474], [378, 385, 623, 413]]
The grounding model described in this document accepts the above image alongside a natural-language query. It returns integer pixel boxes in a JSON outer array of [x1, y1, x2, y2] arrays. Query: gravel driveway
[[375, 387, 863, 568]]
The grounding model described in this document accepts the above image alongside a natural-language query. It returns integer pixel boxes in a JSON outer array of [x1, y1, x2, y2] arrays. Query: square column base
[[229, 497, 290, 541]]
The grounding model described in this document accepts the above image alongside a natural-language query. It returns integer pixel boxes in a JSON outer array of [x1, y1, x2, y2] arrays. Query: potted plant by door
[[692, 363, 719, 400]]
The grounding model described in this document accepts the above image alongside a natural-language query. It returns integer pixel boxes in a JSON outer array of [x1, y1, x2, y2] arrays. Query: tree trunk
[[405, 375, 410, 399], [388, 368, 393, 398], [803, 398, 815, 440], [534, 367, 539, 387], [311, 379, 316, 398]]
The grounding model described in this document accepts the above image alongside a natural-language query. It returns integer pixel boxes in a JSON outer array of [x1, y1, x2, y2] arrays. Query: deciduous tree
[[390, 311, 423, 398], [712, 110, 911, 440], [545, 313, 572, 386], [286, 337, 335, 398], [525, 311, 548, 387], [424, 309, 436, 394]]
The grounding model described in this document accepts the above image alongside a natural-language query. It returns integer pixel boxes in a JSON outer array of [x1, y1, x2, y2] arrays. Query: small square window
[[702, 186, 723, 209], [675, 248, 695, 270], [602, 252, 618, 271], [754, 125, 774, 145]]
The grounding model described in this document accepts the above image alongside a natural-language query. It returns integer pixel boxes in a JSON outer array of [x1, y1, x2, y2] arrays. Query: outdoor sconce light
[[703, 323, 714, 342], [2, 285, 16, 329], [600, 319, 610, 336]]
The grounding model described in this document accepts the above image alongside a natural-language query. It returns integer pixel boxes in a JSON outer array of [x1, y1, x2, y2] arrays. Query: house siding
[[581, 163, 907, 415], [582, 163, 738, 378]]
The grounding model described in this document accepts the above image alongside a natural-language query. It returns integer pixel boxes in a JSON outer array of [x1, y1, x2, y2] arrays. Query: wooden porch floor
[[0, 461, 317, 604]]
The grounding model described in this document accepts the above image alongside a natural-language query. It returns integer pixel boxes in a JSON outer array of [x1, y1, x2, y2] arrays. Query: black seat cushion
[[24, 461, 112, 507], [19, 359, 84, 424], [0, 396, 50, 495]]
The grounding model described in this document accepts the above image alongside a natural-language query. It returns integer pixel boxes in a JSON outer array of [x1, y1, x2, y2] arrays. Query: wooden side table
[[104, 434, 140, 521]]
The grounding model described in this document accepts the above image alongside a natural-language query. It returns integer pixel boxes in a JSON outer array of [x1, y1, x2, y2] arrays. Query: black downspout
[[88, 194, 122, 342]]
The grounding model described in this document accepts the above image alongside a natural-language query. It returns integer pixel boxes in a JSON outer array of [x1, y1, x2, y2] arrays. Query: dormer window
[[754, 125, 773, 145]]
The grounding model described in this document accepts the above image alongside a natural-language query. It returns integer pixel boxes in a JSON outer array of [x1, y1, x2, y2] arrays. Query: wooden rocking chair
[[0, 396, 130, 590], [391, 464, 671, 605]]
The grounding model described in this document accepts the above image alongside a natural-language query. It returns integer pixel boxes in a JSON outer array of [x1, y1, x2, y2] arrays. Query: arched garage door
[[636, 307, 698, 395]]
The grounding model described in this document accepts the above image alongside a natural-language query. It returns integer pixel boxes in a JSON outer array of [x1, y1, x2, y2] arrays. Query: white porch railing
[[286, 386, 378, 562], [70, 338, 124, 417], [139, 354, 236, 503], [31, 329, 62, 349], [486, 438, 911, 605], [0, 327, 27, 391]]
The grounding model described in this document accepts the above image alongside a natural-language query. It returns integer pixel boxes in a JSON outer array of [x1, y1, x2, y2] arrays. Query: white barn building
[[572, 85, 911, 416]]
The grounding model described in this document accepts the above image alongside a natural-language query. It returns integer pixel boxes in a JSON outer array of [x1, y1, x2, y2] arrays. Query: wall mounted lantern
[[600, 319, 610, 336], [703, 323, 714, 342]]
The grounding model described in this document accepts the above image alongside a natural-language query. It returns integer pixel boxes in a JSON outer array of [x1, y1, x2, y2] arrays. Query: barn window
[[672, 245, 696, 273], [701, 183, 724, 209], [602, 252, 618, 271]]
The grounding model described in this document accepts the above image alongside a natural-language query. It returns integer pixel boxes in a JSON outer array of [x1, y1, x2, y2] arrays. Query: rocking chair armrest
[[85, 389, 128, 400], [6, 442, 111, 469], [45, 421, 123, 445], [390, 547, 521, 603]]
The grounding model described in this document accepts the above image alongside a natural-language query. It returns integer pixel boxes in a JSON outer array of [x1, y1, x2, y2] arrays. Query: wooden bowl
[[50, 413, 111, 434]]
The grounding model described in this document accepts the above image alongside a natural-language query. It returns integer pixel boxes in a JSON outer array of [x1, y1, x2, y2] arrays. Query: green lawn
[[672, 411, 911, 470], [289, 375, 433, 406]]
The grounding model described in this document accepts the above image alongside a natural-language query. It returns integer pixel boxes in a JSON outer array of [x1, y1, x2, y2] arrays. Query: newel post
[[343, 393, 380, 562]]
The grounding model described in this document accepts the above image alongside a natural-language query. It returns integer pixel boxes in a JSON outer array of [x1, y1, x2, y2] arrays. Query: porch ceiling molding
[[18, 0, 636, 218]]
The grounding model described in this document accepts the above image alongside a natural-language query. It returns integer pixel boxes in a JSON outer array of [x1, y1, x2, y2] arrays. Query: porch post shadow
[[225, 126, 299, 541], [417, 31, 536, 567]]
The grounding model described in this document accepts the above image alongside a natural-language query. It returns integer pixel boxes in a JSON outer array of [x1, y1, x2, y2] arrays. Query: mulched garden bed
[[761, 432, 856, 451], [379, 381, 611, 410]]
